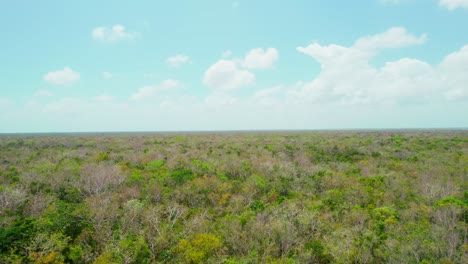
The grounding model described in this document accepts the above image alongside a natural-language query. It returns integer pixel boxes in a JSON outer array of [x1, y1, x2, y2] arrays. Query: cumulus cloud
[[43, 67, 80, 85], [203, 60, 255, 91], [203, 48, 279, 91], [92, 24, 139, 43], [298, 27, 426, 69], [130, 79, 181, 100], [5, 26, 468, 132], [167, 54, 190, 67], [439, 0, 468, 10], [243, 48, 279, 69], [293, 28, 468, 104], [439, 45, 468, 100]]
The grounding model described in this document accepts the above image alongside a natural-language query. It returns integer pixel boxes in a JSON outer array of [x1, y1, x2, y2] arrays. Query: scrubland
[[0, 131, 467, 263]]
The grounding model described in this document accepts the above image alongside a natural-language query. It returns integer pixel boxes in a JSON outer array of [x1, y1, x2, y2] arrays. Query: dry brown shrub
[[79, 162, 125, 195]]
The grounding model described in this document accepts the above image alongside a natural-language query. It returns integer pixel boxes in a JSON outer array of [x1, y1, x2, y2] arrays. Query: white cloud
[[92, 24, 139, 43], [297, 43, 370, 69], [203, 48, 278, 91], [243, 48, 279, 69], [167, 54, 190, 67], [44, 67, 80, 85], [131, 79, 181, 100], [103, 72, 113, 79], [6, 87, 465, 132], [297, 27, 425, 69], [203, 60, 255, 91], [439, 45, 468, 100], [294, 28, 468, 104], [296, 28, 426, 71], [439, 0, 468, 10], [354, 27, 427, 51], [4, 27, 468, 132]]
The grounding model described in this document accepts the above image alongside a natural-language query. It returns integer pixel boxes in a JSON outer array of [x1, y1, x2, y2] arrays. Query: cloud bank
[[292, 27, 467, 104]]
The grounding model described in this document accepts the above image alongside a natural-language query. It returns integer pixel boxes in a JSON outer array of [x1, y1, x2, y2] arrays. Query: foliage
[[0, 218, 36, 254], [174, 233, 222, 263], [0, 131, 466, 263]]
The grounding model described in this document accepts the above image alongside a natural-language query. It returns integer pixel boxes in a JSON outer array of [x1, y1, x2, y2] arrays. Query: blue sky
[[1, 0, 467, 132]]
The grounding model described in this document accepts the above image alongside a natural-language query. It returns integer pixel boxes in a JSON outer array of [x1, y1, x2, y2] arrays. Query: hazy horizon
[[1, 128, 468, 136]]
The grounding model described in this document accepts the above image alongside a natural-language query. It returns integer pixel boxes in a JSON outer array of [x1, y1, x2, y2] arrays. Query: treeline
[[0, 131, 467, 263]]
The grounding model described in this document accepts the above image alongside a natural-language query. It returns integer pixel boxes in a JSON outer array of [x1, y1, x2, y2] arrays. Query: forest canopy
[[0, 131, 467, 263]]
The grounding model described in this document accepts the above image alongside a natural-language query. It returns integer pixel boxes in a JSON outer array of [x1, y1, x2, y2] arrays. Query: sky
[[0, 0, 467, 133]]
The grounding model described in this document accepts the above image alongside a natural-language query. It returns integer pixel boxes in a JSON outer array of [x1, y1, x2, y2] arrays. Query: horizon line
[[1, 127, 467, 135]]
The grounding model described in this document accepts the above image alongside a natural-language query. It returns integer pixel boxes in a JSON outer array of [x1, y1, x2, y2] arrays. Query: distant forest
[[0, 131, 466, 263]]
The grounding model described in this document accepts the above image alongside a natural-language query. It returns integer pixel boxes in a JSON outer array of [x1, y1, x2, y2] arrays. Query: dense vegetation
[[0, 131, 467, 263]]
